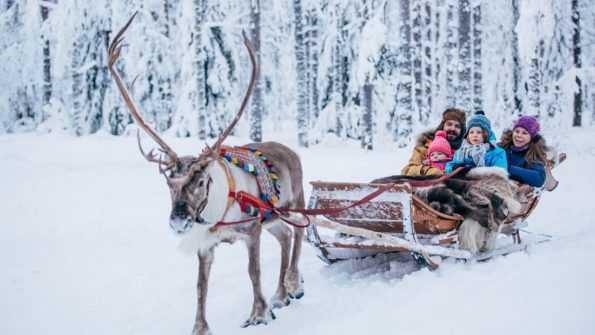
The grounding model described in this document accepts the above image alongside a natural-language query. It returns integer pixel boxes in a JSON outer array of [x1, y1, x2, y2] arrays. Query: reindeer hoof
[[241, 309, 276, 328], [286, 275, 304, 300], [270, 296, 290, 309], [288, 290, 304, 300], [191, 326, 212, 335]]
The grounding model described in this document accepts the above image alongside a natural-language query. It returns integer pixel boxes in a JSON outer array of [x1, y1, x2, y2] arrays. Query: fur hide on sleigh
[[372, 167, 522, 253]]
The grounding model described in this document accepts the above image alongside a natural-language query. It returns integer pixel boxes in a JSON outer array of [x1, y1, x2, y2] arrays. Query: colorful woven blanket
[[220, 146, 281, 216]]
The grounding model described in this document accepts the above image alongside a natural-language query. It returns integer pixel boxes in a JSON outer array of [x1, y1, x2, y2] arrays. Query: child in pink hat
[[424, 131, 453, 172]]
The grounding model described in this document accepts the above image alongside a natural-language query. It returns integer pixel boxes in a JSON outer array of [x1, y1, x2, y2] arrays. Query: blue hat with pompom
[[464, 110, 492, 137]]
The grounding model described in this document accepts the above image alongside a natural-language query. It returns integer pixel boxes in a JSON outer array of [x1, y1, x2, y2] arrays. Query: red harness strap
[[275, 167, 465, 216], [231, 190, 273, 217], [213, 190, 308, 229], [210, 159, 463, 230]]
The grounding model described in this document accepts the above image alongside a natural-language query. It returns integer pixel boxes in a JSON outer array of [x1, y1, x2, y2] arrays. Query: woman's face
[[467, 127, 484, 145], [512, 127, 531, 147]]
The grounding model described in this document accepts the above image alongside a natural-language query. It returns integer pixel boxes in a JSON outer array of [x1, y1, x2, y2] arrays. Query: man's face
[[442, 120, 462, 141]]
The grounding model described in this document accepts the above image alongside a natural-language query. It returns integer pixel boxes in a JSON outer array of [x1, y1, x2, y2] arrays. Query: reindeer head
[[160, 155, 212, 234], [108, 13, 257, 235]]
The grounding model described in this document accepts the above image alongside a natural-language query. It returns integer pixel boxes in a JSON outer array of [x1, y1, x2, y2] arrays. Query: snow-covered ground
[[1, 128, 594, 335]]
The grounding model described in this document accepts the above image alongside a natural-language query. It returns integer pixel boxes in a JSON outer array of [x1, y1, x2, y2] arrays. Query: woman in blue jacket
[[498, 115, 548, 187], [445, 111, 507, 173]]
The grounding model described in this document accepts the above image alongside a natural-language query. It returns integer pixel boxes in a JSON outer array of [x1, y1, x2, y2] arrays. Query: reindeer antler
[[198, 31, 258, 161], [108, 12, 179, 167]]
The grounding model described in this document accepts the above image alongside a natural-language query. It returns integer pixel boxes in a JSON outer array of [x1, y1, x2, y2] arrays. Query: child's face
[[467, 127, 485, 145], [512, 127, 531, 147], [430, 151, 449, 161]]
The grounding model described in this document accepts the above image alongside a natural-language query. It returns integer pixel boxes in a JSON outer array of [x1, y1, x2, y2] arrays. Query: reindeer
[[108, 14, 306, 335]]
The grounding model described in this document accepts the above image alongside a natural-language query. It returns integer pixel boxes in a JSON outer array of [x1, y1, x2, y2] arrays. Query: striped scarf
[[457, 141, 491, 167]]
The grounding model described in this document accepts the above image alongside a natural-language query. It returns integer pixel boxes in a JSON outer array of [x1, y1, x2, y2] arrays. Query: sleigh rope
[[212, 152, 464, 230]]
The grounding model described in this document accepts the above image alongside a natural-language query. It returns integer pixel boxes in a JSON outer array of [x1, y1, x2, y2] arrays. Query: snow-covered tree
[[472, 2, 482, 111], [572, 0, 582, 126], [394, 0, 412, 147], [249, 0, 262, 142], [304, 2, 320, 144], [458, 0, 472, 112], [512, 0, 523, 114], [0, 0, 592, 148], [421, 1, 433, 125], [70, 1, 111, 136], [293, 0, 308, 147], [40, 0, 56, 110]]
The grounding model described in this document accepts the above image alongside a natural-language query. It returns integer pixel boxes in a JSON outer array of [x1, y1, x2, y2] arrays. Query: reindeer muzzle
[[170, 202, 194, 234]]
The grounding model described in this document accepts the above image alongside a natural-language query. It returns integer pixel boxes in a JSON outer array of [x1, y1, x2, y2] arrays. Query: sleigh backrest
[[309, 181, 412, 233]]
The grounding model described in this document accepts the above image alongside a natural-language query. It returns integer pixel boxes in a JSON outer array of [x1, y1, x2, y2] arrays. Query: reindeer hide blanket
[[372, 167, 522, 232]]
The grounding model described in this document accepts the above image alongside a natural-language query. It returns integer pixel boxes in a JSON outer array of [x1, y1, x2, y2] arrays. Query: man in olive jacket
[[401, 108, 467, 176]]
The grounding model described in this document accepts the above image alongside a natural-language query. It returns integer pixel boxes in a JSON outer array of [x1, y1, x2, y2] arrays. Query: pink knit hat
[[428, 131, 452, 158]]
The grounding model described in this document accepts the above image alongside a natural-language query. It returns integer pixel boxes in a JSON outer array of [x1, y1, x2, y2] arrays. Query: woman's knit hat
[[464, 111, 492, 136], [512, 115, 540, 139], [428, 131, 452, 158]]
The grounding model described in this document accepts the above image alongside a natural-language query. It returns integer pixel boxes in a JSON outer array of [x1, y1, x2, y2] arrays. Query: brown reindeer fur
[[168, 142, 306, 335]]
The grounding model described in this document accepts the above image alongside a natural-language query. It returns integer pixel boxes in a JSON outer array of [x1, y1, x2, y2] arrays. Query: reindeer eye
[[198, 180, 204, 187]]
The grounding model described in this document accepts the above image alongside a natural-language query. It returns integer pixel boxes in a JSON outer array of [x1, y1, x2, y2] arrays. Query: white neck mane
[[177, 158, 266, 255], [200, 160, 230, 224]]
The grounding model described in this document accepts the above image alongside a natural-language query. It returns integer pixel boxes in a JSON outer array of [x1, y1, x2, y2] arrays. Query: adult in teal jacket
[[445, 111, 508, 173]]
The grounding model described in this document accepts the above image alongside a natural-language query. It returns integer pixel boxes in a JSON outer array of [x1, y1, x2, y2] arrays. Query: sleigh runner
[[305, 154, 566, 268]]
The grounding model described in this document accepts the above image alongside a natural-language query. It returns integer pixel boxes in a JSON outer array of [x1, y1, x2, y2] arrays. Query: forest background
[[1, 0, 593, 150]]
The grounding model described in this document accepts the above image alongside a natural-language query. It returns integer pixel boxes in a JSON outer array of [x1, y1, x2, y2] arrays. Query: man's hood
[[415, 128, 436, 147]]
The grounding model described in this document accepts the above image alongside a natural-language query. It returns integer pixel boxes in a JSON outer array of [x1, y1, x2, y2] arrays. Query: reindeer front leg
[[242, 228, 276, 327], [192, 248, 214, 335]]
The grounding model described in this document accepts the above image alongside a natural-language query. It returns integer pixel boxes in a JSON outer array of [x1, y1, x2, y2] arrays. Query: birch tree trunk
[[293, 0, 308, 147], [458, 0, 472, 112], [395, 0, 412, 147], [71, 33, 87, 136], [157, 0, 174, 132], [361, 1, 373, 150], [572, 0, 582, 126], [333, 2, 345, 138], [422, 1, 432, 124], [411, 1, 423, 123], [193, 0, 208, 139], [250, 0, 262, 141], [512, 0, 523, 114], [433, 1, 442, 112], [445, 0, 458, 106], [472, 3, 482, 112], [306, 5, 320, 133], [526, 41, 544, 117], [40, 1, 54, 111]]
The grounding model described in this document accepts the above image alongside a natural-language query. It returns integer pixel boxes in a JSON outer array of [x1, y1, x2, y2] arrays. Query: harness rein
[[208, 156, 464, 232]]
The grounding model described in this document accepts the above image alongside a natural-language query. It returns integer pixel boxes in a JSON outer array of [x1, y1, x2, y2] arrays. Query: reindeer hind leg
[[242, 230, 275, 328], [286, 219, 305, 300]]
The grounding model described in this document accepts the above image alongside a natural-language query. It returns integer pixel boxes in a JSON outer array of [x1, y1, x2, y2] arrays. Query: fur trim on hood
[[415, 129, 436, 147]]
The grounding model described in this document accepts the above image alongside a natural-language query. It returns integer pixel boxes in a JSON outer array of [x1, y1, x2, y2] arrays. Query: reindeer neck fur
[[201, 158, 260, 223], [178, 158, 260, 255]]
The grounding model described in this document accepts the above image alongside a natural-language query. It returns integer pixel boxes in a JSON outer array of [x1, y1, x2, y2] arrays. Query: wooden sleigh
[[305, 154, 566, 269]]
